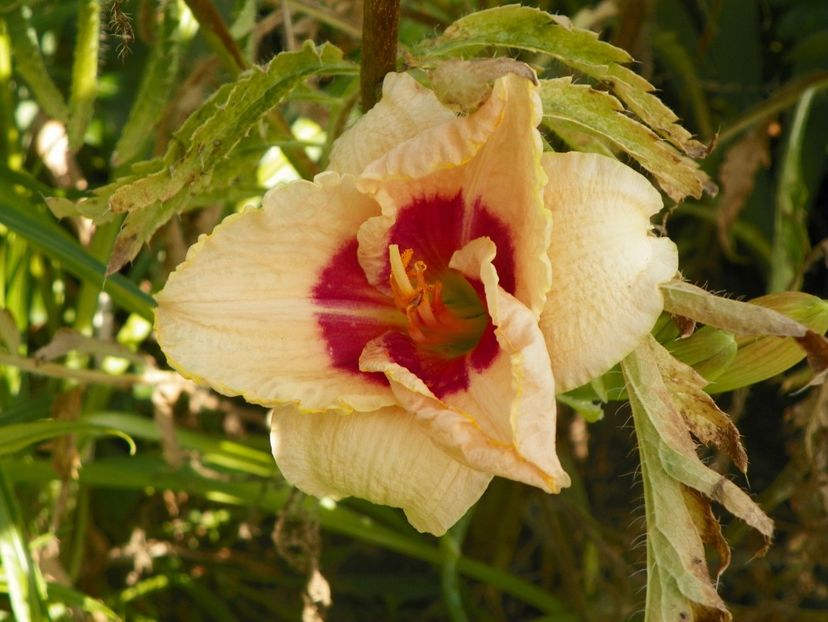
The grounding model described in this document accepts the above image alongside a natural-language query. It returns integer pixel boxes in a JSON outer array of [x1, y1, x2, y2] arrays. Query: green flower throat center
[[388, 244, 488, 359]]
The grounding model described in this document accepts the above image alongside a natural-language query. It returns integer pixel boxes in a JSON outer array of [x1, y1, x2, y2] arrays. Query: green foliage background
[[0, 0, 827, 620]]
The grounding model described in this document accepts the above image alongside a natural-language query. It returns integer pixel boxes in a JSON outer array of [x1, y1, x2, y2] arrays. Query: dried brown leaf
[[716, 128, 770, 254]]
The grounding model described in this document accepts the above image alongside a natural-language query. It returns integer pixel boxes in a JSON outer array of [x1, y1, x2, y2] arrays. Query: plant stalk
[[360, 0, 400, 111]]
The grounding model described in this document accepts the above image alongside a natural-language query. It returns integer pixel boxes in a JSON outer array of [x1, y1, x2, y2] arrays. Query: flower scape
[[154, 70, 679, 536]]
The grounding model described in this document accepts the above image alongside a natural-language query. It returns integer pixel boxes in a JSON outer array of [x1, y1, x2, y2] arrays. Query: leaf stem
[[361, 0, 400, 111]]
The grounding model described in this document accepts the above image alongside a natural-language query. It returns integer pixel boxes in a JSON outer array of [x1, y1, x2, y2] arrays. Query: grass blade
[[0, 465, 49, 622]]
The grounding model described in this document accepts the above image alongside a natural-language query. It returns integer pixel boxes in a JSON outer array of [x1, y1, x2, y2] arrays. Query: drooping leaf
[[661, 280, 809, 337], [623, 336, 774, 622], [0, 195, 154, 321], [49, 41, 355, 274], [420, 6, 711, 162], [715, 127, 770, 255], [650, 336, 747, 472], [0, 420, 135, 457], [662, 282, 828, 392]]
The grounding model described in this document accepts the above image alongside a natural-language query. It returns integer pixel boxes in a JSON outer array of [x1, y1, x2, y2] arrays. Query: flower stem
[[360, 0, 400, 111]]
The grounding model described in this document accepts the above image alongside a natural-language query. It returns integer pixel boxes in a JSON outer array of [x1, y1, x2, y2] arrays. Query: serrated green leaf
[[623, 336, 774, 622], [651, 30, 713, 141], [539, 77, 711, 202], [4, 4, 69, 123], [67, 0, 100, 150], [421, 5, 710, 165], [112, 0, 189, 166], [103, 41, 355, 273], [422, 6, 631, 69]]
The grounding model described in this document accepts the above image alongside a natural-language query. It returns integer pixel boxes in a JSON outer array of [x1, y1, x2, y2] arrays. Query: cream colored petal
[[540, 152, 679, 392], [360, 238, 570, 493], [270, 405, 492, 536], [356, 73, 551, 316], [155, 172, 397, 412], [328, 73, 456, 176]]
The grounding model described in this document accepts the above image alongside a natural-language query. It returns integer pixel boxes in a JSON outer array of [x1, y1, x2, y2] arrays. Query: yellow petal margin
[[155, 173, 397, 413], [540, 152, 679, 392], [270, 406, 492, 536]]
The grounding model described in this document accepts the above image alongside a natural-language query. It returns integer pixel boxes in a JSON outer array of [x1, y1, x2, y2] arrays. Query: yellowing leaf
[[622, 336, 774, 622], [662, 285, 828, 394], [651, 335, 747, 472], [420, 5, 716, 200], [540, 78, 713, 202], [661, 280, 808, 337]]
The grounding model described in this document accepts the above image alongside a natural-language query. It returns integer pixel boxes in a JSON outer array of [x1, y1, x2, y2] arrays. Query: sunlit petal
[[357, 73, 551, 316], [540, 152, 679, 392], [156, 173, 397, 412], [328, 73, 456, 176], [360, 238, 569, 493], [270, 405, 492, 536]]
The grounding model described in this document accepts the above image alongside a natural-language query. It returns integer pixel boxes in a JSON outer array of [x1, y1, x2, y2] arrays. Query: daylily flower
[[155, 71, 678, 535]]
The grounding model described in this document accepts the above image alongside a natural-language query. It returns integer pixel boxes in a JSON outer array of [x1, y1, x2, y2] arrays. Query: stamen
[[389, 244, 415, 299], [387, 244, 488, 358]]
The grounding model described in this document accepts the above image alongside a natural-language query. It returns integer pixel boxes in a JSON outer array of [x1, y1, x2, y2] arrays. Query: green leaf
[[99, 41, 354, 273], [84, 412, 274, 477], [44, 583, 120, 621], [718, 71, 828, 145], [666, 327, 738, 382], [421, 6, 711, 163], [709, 292, 828, 394], [539, 78, 713, 202], [768, 86, 817, 292], [4, 4, 69, 123], [0, 465, 49, 622], [67, 0, 100, 150], [661, 280, 809, 337], [0, 195, 155, 321], [622, 337, 774, 622], [0, 420, 135, 457], [6, 455, 575, 617], [112, 0, 191, 166]]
